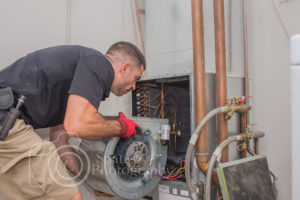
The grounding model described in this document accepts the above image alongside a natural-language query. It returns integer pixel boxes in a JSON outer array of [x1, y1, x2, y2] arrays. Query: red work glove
[[117, 112, 141, 138]]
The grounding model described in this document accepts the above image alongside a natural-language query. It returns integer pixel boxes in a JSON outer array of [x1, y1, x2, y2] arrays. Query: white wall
[[247, 0, 296, 199], [0, 0, 67, 67], [0, 0, 139, 117], [0, 0, 141, 199]]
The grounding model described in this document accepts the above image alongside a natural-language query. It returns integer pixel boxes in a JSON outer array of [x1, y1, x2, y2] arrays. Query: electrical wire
[[150, 167, 185, 180], [169, 167, 177, 175], [151, 172, 183, 180]]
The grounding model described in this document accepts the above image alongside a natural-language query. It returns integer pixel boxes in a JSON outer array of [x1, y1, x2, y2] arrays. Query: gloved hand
[[117, 112, 141, 138]]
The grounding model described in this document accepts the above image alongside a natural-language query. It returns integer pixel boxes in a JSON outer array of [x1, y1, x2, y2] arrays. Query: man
[[0, 41, 145, 200]]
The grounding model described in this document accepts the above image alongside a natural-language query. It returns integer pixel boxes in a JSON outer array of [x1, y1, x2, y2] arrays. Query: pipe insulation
[[290, 34, 300, 200], [185, 107, 229, 200]]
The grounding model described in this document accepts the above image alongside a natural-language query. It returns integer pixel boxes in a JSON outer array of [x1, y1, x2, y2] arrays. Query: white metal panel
[[291, 65, 300, 200], [290, 34, 300, 200], [145, 0, 193, 77], [145, 0, 244, 79]]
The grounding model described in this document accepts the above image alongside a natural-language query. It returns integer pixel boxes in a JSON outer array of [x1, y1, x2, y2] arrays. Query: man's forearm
[[64, 94, 121, 140], [65, 112, 121, 140], [50, 125, 80, 176]]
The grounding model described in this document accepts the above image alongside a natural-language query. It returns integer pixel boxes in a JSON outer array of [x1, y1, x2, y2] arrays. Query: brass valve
[[239, 128, 253, 141], [170, 122, 177, 136], [169, 122, 182, 136], [224, 97, 251, 120]]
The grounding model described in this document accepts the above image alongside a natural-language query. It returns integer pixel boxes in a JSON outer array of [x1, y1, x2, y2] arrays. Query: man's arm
[[50, 124, 80, 175], [50, 124, 114, 198], [64, 94, 121, 139]]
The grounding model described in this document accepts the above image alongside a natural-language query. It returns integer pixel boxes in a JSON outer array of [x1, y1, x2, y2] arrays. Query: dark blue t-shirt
[[0, 45, 114, 129]]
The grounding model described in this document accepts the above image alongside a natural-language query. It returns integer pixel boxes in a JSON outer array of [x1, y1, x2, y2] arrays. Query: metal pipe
[[214, 0, 228, 162], [138, 85, 149, 117], [206, 135, 240, 200], [132, 0, 145, 55], [242, 0, 249, 124], [161, 83, 165, 118], [205, 132, 265, 200], [247, 146, 256, 156], [254, 138, 259, 154], [241, 0, 250, 158], [228, 0, 233, 72], [191, 0, 209, 177], [185, 104, 250, 199], [240, 113, 248, 158], [241, 141, 247, 158]]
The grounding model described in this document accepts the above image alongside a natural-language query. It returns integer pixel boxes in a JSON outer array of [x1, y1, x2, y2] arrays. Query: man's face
[[114, 63, 144, 96]]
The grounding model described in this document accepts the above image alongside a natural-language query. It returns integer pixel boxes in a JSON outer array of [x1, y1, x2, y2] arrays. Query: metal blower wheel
[[124, 141, 150, 173]]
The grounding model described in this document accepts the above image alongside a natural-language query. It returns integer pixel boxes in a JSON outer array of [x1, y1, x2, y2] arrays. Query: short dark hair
[[106, 41, 146, 70]]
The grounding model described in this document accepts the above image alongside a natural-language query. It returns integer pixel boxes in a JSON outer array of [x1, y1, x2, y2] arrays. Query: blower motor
[[78, 117, 170, 199]]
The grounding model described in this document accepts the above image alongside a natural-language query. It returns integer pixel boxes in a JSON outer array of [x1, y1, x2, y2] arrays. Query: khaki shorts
[[0, 119, 79, 200]]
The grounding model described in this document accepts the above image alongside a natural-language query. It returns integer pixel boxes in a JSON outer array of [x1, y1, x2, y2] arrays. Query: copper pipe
[[241, 141, 247, 158], [191, 0, 219, 186], [254, 138, 259, 154], [214, 0, 228, 162], [228, 0, 232, 72], [241, 0, 250, 157], [143, 83, 160, 88], [140, 105, 156, 109], [172, 89, 186, 154], [150, 92, 161, 103], [242, 0, 249, 120], [137, 85, 149, 117], [153, 102, 161, 118], [240, 113, 247, 158], [132, 0, 145, 55], [174, 89, 178, 122], [240, 113, 247, 132], [160, 83, 165, 119], [247, 147, 256, 156], [191, 0, 209, 176], [139, 9, 145, 15]]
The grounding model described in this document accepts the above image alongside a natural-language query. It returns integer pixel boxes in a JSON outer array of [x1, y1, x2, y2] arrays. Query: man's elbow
[[64, 121, 82, 138]]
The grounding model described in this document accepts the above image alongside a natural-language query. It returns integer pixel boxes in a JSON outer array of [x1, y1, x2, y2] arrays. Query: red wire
[[151, 171, 184, 180], [168, 170, 184, 178]]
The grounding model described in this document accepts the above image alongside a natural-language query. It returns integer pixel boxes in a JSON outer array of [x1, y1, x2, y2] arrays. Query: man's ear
[[120, 62, 130, 75]]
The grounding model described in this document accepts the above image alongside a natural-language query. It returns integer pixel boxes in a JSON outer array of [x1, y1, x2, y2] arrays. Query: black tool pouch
[[0, 87, 14, 123], [0, 87, 15, 140]]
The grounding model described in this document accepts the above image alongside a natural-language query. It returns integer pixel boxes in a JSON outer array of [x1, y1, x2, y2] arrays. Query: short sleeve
[[68, 55, 114, 109]]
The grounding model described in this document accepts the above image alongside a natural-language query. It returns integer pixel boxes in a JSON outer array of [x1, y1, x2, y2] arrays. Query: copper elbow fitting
[[196, 154, 219, 185]]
